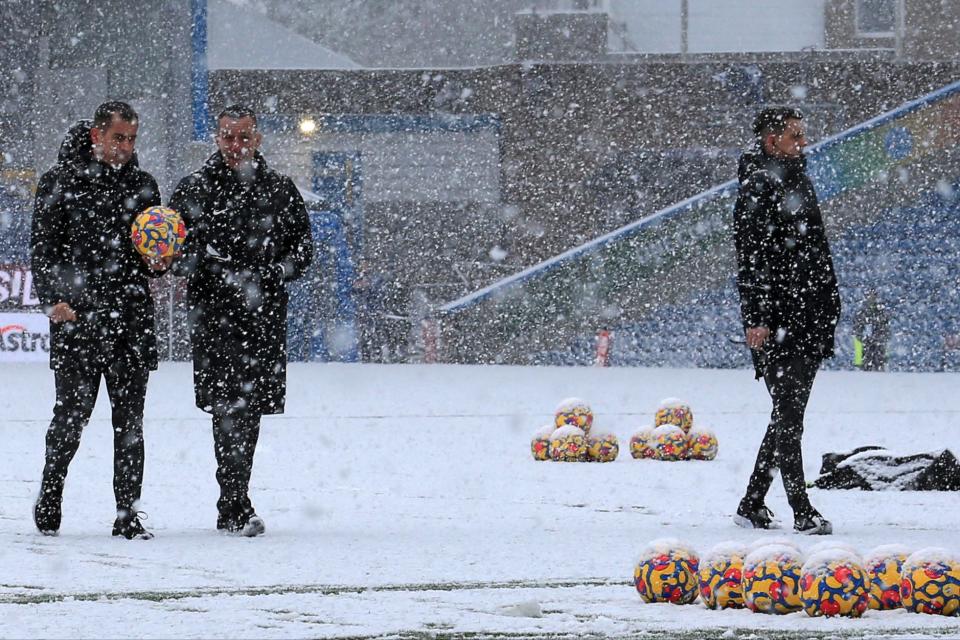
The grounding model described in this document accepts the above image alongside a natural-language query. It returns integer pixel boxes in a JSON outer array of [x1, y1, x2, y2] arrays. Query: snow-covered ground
[[1, 362, 959, 639]]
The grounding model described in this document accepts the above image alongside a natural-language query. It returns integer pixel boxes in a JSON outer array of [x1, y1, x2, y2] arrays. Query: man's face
[[766, 118, 807, 159], [216, 116, 262, 169], [90, 116, 138, 168]]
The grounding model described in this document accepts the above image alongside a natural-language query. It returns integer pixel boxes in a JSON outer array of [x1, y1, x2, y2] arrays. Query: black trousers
[[743, 355, 820, 518], [212, 411, 261, 520], [40, 359, 149, 513]]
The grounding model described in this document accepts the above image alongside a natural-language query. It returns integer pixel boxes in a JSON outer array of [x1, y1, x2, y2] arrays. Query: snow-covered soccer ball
[[629, 428, 655, 459], [131, 206, 186, 258], [799, 551, 871, 618], [743, 544, 804, 614], [686, 428, 718, 461], [900, 548, 960, 616], [554, 397, 593, 433], [698, 542, 747, 609], [586, 432, 619, 462], [530, 424, 554, 461], [654, 398, 694, 434], [865, 545, 910, 610], [651, 424, 688, 461], [748, 537, 800, 555], [634, 538, 700, 604], [548, 425, 587, 462]]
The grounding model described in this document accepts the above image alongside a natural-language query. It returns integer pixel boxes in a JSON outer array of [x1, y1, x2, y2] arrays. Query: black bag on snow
[[812, 446, 960, 491]]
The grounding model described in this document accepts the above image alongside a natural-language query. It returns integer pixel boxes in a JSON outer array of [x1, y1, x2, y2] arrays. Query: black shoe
[[794, 509, 832, 535], [734, 501, 777, 529], [112, 510, 154, 540], [217, 509, 265, 537], [239, 513, 265, 538], [34, 490, 62, 536]]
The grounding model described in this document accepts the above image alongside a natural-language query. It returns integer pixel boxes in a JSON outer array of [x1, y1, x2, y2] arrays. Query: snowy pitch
[[1, 362, 959, 639]]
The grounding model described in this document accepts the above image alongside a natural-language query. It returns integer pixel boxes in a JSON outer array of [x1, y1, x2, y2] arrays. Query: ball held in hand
[[132, 206, 186, 258]]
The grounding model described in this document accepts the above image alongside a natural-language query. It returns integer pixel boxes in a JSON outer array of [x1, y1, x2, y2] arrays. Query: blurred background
[[2, 0, 959, 370]]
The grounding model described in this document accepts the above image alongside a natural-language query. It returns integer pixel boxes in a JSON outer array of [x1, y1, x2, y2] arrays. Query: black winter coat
[[733, 146, 841, 378], [169, 151, 312, 415], [30, 121, 163, 370]]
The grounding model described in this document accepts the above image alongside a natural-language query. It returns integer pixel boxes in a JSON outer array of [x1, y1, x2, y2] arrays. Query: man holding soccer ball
[[31, 101, 169, 539], [169, 105, 313, 537]]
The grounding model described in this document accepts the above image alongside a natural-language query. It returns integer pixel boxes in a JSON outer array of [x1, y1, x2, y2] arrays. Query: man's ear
[[89, 126, 105, 150]]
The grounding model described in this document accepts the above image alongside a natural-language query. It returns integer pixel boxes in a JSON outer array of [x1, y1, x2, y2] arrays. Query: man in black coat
[[733, 107, 841, 535], [169, 105, 313, 537], [853, 288, 890, 371], [31, 101, 169, 539]]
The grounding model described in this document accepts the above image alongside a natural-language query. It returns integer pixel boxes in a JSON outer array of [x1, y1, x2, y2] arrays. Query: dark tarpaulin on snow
[[812, 446, 960, 491]]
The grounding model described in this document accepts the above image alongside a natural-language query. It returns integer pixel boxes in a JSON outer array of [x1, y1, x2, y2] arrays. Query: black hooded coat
[[733, 146, 842, 378], [30, 120, 163, 370], [169, 151, 312, 416]]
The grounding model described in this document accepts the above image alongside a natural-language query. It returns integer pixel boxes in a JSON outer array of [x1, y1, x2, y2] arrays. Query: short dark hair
[[752, 107, 803, 139], [93, 101, 138, 130], [217, 104, 258, 127], [93, 100, 140, 130]]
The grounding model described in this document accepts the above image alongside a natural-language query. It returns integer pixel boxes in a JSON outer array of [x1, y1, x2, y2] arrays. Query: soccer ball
[[548, 425, 587, 462], [651, 424, 688, 461], [586, 432, 619, 462], [131, 206, 186, 258], [743, 544, 804, 614], [687, 428, 718, 461], [865, 544, 910, 610], [554, 397, 593, 433], [654, 398, 693, 434], [698, 542, 747, 609], [634, 538, 700, 604], [530, 424, 554, 461], [629, 428, 655, 459], [900, 548, 960, 616], [799, 552, 871, 617]]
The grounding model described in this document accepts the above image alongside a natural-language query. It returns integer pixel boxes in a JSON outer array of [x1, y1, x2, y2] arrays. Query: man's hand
[[49, 302, 77, 324], [745, 326, 770, 350], [143, 253, 174, 271]]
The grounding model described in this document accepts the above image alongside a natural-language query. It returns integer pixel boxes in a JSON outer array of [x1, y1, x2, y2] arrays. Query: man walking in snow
[[31, 101, 169, 539], [732, 107, 841, 535], [169, 105, 312, 537]]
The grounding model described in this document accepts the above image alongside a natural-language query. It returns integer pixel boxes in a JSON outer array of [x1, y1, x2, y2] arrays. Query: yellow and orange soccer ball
[[687, 428, 718, 461], [799, 553, 871, 618], [900, 548, 960, 616], [698, 542, 747, 609], [131, 206, 186, 258], [530, 424, 554, 461], [629, 428, 655, 459], [651, 424, 687, 461], [548, 425, 588, 462], [586, 432, 619, 462], [634, 539, 700, 605], [654, 398, 694, 434], [865, 544, 910, 610], [742, 544, 804, 614], [554, 397, 594, 434]]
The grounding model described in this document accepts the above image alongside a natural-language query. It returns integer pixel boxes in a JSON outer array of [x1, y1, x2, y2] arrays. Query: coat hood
[[738, 143, 806, 185], [56, 120, 140, 177]]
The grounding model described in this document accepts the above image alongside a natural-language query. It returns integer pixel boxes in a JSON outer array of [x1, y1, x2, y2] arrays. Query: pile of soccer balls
[[629, 398, 718, 461], [634, 537, 960, 617], [531, 398, 619, 462]]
